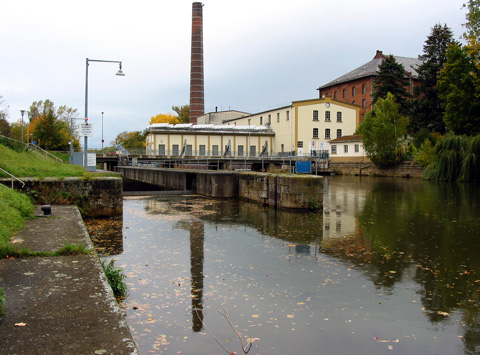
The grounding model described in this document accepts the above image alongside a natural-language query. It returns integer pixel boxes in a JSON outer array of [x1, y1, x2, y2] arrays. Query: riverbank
[[0, 205, 137, 354]]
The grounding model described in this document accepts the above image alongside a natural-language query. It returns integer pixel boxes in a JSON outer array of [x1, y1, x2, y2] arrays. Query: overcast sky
[[1, 0, 467, 148]]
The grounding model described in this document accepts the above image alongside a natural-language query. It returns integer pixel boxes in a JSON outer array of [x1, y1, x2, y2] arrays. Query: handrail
[[26, 143, 63, 163], [0, 167, 25, 189], [0, 135, 63, 163]]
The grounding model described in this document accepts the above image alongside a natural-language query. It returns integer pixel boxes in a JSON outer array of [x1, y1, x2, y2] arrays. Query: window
[[186, 145, 193, 156], [344, 145, 348, 153], [325, 111, 331, 121], [281, 144, 285, 152], [343, 89, 347, 98], [355, 144, 360, 153], [334, 91, 338, 99], [212, 145, 219, 156], [277, 113, 280, 122], [337, 112, 342, 122], [325, 128, 331, 139], [331, 145, 337, 154], [313, 110, 319, 121], [158, 144, 166, 156], [250, 146, 256, 156], [199, 145, 206, 156], [286, 111, 290, 121], [336, 129, 342, 138], [362, 99, 366, 108], [352, 87, 356, 97], [268, 115, 271, 124], [362, 84, 366, 94], [297, 141, 304, 148], [260, 116, 263, 125], [172, 144, 179, 156], [238, 145, 244, 157], [313, 128, 319, 138]]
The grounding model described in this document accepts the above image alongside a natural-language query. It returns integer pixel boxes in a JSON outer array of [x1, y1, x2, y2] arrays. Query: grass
[[101, 259, 128, 298], [0, 243, 91, 259], [0, 144, 86, 178], [0, 186, 34, 248]]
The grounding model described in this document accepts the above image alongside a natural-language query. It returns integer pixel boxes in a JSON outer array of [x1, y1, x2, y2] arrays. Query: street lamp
[[20, 110, 25, 144], [101, 111, 104, 155], [84, 58, 125, 168]]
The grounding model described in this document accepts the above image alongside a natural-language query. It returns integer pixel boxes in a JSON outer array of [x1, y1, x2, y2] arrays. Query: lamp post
[[101, 111, 104, 155], [20, 110, 25, 144], [84, 58, 125, 168]]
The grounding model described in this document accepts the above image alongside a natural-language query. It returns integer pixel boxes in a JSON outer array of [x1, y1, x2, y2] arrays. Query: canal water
[[88, 176, 480, 355]]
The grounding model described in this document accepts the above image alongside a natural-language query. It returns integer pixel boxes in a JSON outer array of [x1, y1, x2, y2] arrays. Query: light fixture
[[116, 62, 125, 76]]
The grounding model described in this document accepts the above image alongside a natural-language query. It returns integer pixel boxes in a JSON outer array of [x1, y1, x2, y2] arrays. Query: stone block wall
[[330, 160, 423, 178], [5, 177, 123, 218]]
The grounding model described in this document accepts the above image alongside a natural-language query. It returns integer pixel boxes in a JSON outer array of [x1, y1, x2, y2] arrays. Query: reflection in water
[[190, 221, 204, 332], [92, 177, 480, 354]]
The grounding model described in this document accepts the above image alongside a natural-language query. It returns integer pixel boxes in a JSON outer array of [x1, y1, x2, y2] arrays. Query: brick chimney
[[374, 50, 385, 59], [189, 2, 204, 124]]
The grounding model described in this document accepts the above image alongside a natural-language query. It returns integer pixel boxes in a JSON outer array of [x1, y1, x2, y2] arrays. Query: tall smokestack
[[190, 2, 204, 124]]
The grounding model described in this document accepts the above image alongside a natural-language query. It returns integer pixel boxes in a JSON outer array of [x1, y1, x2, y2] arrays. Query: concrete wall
[[238, 172, 323, 209], [3, 177, 123, 218], [330, 160, 423, 178], [117, 167, 323, 210]]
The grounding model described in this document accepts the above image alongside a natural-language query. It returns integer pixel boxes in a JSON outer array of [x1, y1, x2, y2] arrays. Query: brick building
[[317, 50, 422, 122]]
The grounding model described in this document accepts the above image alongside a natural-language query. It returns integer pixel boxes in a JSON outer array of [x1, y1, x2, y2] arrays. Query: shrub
[[101, 259, 127, 298]]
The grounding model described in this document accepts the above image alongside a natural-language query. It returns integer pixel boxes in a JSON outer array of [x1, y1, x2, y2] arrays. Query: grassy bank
[[0, 145, 85, 178], [0, 186, 34, 248]]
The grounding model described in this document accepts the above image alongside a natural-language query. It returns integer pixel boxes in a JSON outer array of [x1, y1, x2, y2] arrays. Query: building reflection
[[190, 221, 204, 332]]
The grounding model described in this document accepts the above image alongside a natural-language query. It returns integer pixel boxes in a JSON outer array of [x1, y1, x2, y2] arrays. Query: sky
[[1, 0, 467, 148]]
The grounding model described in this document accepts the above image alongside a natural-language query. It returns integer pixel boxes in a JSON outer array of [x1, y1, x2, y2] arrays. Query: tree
[[463, 0, 480, 56], [30, 100, 78, 150], [111, 131, 145, 150], [150, 113, 179, 125], [373, 55, 411, 115], [438, 44, 480, 135], [357, 93, 409, 167], [411, 24, 457, 135], [150, 105, 190, 125], [172, 105, 190, 123]]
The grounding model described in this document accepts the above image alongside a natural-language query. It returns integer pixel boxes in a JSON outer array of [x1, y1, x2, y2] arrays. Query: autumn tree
[[357, 93, 409, 167], [411, 24, 457, 136], [373, 55, 411, 115], [30, 100, 78, 150], [150, 105, 190, 125]]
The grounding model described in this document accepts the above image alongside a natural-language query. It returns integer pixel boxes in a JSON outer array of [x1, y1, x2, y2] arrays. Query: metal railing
[[0, 167, 25, 189], [0, 135, 63, 163], [144, 148, 330, 160]]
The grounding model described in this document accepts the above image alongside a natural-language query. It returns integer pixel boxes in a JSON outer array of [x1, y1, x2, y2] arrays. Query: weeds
[[0, 243, 90, 259], [101, 259, 127, 298]]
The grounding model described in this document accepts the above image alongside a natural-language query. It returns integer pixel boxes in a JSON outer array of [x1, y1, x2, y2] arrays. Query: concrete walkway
[[0, 206, 137, 354]]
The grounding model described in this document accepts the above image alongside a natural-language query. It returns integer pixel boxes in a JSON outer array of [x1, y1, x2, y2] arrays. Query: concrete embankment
[[0, 205, 137, 354]]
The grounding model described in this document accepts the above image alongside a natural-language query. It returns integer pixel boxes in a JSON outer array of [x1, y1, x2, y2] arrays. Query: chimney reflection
[[190, 221, 205, 332]]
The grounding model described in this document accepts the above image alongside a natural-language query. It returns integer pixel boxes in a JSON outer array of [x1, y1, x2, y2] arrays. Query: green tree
[[172, 105, 190, 123], [438, 44, 480, 135], [412, 24, 457, 135], [111, 131, 145, 150], [357, 93, 409, 167], [373, 55, 411, 115]]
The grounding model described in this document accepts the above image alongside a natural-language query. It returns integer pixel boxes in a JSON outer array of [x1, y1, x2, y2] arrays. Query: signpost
[[79, 123, 93, 137]]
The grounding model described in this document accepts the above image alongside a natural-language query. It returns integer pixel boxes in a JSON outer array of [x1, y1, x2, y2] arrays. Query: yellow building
[[145, 97, 360, 158]]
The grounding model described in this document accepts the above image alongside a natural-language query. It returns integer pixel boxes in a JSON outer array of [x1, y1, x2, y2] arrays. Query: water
[[91, 176, 480, 355]]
